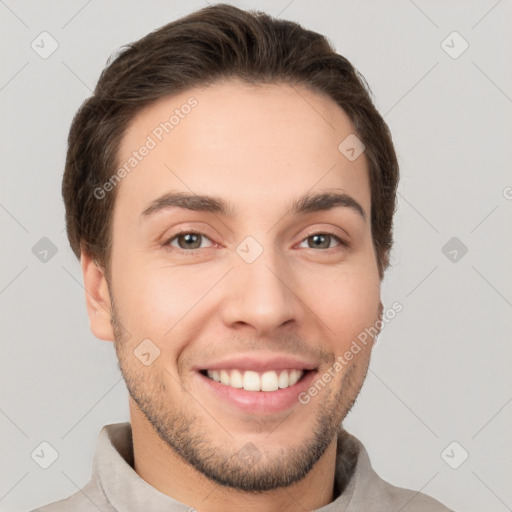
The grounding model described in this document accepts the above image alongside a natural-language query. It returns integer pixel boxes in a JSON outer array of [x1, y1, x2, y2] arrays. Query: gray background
[[1, 1, 511, 511]]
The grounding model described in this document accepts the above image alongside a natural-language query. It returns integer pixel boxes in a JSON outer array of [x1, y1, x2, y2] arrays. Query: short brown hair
[[63, 3, 399, 280]]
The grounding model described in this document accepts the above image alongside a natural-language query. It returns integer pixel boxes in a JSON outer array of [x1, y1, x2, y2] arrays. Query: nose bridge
[[222, 236, 300, 332]]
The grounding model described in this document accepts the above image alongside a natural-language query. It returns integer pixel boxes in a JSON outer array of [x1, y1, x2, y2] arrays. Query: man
[[33, 3, 452, 511]]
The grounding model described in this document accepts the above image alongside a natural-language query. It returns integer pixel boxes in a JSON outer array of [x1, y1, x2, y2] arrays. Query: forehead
[[114, 81, 370, 219]]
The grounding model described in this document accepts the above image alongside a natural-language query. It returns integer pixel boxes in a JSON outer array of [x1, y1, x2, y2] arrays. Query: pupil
[[180, 233, 200, 249], [310, 234, 329, 249]]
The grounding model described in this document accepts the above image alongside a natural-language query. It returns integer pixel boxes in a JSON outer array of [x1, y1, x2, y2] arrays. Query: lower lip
[[196, 370, 318, 415]]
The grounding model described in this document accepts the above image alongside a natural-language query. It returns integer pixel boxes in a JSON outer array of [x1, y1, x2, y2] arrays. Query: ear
[[80, 250, 115, 341], [374, 301, 385, 340]]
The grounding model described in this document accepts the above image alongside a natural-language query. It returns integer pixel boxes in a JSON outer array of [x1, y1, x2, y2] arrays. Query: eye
[[298, 232, 346, 250], [162, 230, 347, 254], [165, 231, 215, 251]]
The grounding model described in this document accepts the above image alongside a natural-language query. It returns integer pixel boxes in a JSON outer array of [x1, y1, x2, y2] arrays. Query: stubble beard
[[110, 300, 370, 493]]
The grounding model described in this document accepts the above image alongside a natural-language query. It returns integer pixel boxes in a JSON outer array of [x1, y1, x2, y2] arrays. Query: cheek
[[303, 266, 380, 348], [113, 261, 218, 336]]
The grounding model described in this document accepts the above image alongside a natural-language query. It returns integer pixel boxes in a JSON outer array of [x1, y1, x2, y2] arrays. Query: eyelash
[[162, 230, 348, 254]]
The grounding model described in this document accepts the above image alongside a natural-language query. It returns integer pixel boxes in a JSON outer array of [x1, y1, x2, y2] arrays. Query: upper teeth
[[206, 369, 304, 391]]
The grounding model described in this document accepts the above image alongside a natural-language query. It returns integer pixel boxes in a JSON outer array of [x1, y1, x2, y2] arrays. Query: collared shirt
[[32, 422, 453, 512]]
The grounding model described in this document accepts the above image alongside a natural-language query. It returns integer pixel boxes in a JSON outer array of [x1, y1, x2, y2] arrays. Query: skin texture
[[81, 81, 382, 512]]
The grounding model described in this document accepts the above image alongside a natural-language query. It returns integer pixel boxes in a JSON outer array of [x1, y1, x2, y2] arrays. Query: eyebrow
[[140, 189, 367, 222]]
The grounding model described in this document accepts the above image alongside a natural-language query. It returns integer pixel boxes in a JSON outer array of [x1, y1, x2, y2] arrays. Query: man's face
[[105, 81, 381, 491]]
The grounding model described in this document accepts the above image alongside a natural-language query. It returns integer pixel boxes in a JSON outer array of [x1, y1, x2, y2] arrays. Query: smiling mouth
[[198, 368, 314, 392]]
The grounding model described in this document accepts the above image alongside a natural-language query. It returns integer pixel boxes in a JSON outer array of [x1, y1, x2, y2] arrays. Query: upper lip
[[195, 354, 319, 373]]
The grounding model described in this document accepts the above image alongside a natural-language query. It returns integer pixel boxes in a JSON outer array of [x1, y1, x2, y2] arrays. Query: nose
[[220, 246, 302, 335]]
